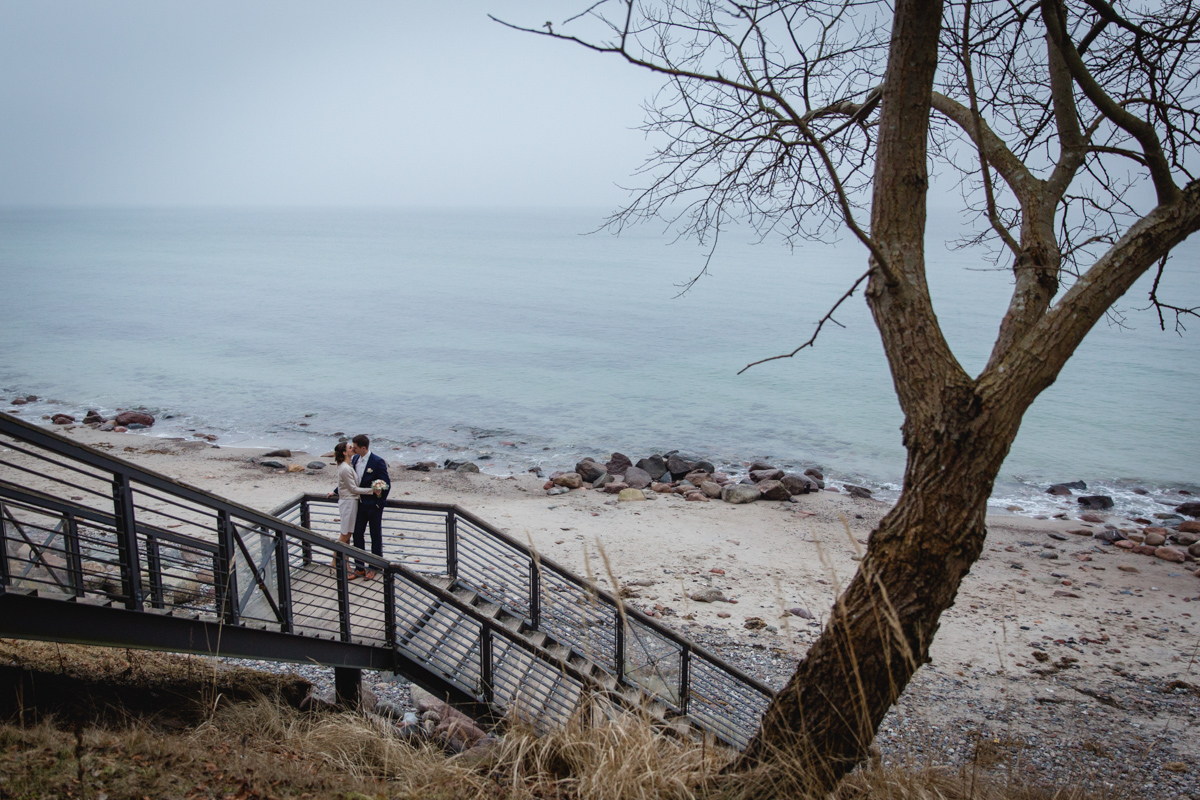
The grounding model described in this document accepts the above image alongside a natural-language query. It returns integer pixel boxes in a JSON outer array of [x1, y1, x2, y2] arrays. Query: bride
[[327, 441, 375, 552]]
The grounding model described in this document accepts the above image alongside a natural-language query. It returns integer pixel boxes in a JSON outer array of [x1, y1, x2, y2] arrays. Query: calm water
[[0, 207, 1196, 517]]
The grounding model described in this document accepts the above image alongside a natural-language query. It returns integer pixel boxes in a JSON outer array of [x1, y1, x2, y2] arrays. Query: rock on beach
[[722, 484, 761, 504], [1078, 495, 1114, 510], [552, 472, 582, 489], [667, 454, 696, 480], [605, 452, 633, 476], [757, 479, 790, 501], [114, 411, 155, 428], [575, 459, 606, 483], [623, 466, 652, 489], [617, 488, 646, 502], [635, 455, 667, 481]]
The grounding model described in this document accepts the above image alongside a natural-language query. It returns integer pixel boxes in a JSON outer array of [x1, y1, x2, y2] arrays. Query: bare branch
[[959, 0, 1020, 255], [1143, 254, 1200, 333], [737, 268, 870, 374], [1041, 0, 1181, 204]]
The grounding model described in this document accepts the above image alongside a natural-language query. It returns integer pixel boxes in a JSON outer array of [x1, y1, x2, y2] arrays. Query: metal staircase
[[0, 411, 774, 748]]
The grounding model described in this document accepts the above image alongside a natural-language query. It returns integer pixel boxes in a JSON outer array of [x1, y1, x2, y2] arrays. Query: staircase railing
[[275, 493, 775, 748], [0, 411, 774, 748]]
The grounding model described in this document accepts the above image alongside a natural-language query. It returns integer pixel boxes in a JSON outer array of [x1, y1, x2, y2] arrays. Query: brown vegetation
[[0, 640, 1139, 799]]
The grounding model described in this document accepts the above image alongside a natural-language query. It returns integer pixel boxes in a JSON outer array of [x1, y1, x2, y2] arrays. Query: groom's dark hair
[[352, 434, 370, 449]]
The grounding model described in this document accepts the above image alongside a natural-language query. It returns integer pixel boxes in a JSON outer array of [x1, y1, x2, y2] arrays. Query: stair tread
[[475, 601, 501, 618]]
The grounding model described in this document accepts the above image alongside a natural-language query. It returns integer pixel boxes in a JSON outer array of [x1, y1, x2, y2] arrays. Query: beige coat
[[337, 461, 373, 536]]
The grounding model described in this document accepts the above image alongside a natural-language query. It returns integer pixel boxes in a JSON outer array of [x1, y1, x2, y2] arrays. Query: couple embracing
[[329, 434, 390, 580]]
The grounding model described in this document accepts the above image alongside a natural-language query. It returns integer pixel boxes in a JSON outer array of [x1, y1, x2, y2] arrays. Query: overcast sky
[[0, 1, 660, 207]]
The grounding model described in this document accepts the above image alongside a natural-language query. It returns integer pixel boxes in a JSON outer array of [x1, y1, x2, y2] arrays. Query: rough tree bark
[[503, 0, 1200, 794], [736, 0, 1200, 790]]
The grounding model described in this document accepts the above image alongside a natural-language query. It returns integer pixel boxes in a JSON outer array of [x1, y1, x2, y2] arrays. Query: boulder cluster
[[1063, 504, 1200, 565], [542, 451, 827, 504], [35, 407, 156, 433]]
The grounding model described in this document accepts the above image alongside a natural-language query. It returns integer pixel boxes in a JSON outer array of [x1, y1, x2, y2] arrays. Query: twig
[[1144, 254, 1199, 334], [737, 269, 870, 374]]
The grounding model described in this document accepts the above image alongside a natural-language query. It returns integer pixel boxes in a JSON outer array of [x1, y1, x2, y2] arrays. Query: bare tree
[[499, 0, 1200, 794]]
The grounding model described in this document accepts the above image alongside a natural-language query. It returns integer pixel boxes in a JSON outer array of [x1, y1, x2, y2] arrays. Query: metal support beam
[[111, 474, 142, 610], [615, 615, 626, 680], [480, 628, 494, 705], [445, 512, 458, 579], [335, 666, 362, 708], [216, 510, 239, 625], [529, 559, 541, 630], [679, 643, 691, 714], [336, 552, 352, 642], [0, 502, 10, 589], [383, 569, 397, 653], [299, 499, 313, 566], [145, 536, 165, 609], [63, 513, 84, 598], [274, 528, 293, 634]]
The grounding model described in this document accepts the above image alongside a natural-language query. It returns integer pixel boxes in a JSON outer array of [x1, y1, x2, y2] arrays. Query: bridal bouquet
[[371, 479, 389, 495]]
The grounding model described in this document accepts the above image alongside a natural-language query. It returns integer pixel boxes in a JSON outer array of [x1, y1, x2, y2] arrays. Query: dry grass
[[490, 707, 728, 800], [0, 700, 1137, 800], [199, 698, 499, 798], [0, 639, 1136, 800]]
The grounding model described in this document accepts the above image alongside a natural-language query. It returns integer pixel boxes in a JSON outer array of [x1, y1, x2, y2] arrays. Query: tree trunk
[[733, 387, 1023, 792], [731, 0, 1010, 791], [722, 0, 1200, 790]]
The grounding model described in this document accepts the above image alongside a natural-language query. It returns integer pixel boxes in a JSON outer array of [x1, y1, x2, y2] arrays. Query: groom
[[349, 433, 389, 580]]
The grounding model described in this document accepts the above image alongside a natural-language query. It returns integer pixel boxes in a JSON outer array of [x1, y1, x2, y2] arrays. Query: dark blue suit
[[351, 452, 390, 570]]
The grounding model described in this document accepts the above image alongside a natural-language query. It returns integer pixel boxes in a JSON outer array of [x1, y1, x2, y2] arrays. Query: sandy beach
[[23, 423, 1200, 789]]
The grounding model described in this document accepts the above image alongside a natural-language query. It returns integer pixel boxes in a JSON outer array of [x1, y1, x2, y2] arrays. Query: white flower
[[371, 479, 389, 495]]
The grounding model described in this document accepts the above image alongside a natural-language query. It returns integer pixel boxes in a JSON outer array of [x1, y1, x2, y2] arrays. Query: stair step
[[568, 654, 594, 676], [497, 613, 522, 633], [523, 630, 548, 648], [427, 576, 454, 591], [452, 587, 477, 604], [474, 600, 501, 619], [546, 644, 571, 661], [401, 602, 478, 680]]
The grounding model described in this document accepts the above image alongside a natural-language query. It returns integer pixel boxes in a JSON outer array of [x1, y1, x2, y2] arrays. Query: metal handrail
[[0, 411, 773, 747], [276, 492, 777, 722]]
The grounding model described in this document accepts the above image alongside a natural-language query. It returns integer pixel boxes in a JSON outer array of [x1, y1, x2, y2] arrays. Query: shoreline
[[6, 420, 1200, 789], [3, 389, 1196, 523]]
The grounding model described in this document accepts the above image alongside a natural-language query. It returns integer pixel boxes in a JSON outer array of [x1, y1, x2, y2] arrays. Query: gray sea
[[0, 207, 1196, 518]]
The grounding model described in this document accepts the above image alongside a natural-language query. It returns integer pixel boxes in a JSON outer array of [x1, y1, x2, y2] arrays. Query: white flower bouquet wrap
[[371, 478, 389, 495]]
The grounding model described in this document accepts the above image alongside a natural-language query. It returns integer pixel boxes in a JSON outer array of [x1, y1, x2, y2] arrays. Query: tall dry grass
[[192, 695, 1131, 800], [0, 690, 1135, 800]]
